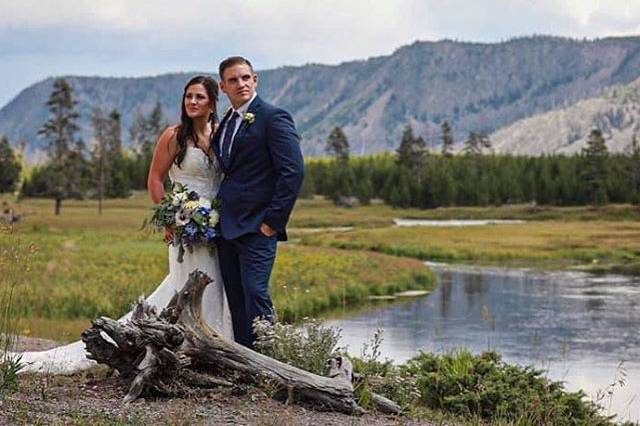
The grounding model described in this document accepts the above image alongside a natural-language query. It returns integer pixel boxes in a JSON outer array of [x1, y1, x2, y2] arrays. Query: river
[[326, 262, 640, 422]]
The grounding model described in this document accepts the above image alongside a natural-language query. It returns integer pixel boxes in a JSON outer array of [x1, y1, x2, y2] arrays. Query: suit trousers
[[218, 232, 277, 348]]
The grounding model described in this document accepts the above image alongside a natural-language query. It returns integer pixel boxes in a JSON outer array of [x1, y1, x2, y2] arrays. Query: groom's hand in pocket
[[260, 223, 276, 237]]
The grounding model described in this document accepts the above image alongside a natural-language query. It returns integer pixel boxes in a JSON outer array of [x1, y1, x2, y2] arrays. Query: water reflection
[[326, 263, 640, 422]]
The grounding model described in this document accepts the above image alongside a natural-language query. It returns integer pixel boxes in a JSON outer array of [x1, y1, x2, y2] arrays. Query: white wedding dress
[[12, 147, 233, 374]]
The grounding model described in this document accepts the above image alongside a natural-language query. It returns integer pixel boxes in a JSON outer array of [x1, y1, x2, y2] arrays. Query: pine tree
[[396, 125, 427, 170], [129, 109, 149, 155], [441, 121, 454, 157], [130, 102, 167, 157], [325, 127, 350, 164], [581, 129, 608, 205], [92, 108, 131, 212], [130, 102, 167, 188], [91, 108, 109, 214], [325, 162, 356, 205], [463, 131, 491, 155], [627, 133, 640, 205], [384, 168, 413, 208], [37, 78, 83, 215], [0, 137, 21, 193], [105, 109, 130, 198]]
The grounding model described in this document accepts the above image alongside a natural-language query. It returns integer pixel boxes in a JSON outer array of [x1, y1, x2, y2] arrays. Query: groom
[[213, 56, 304, 348]]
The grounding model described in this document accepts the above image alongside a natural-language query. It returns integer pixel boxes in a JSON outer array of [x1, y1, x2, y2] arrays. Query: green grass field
[[0, 193, 434, 341]]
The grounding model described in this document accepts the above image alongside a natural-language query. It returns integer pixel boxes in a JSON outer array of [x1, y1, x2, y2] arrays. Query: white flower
[[209, 210, 220, 225], [243, 112, 256, 123], [198, 197, 211, 208], [175, 208, 191, 226]]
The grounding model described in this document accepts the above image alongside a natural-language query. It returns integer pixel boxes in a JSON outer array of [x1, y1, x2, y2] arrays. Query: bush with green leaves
[[253, 318, 342, 376], [254, 318, 618, 424], [363, 350, 616, 425]]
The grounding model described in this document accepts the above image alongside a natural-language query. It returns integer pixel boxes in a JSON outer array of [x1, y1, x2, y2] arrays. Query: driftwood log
[[81, 270, 391, 414]]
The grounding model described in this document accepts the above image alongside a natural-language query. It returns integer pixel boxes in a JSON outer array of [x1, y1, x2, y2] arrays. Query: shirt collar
[[232, 92, 257, 117]]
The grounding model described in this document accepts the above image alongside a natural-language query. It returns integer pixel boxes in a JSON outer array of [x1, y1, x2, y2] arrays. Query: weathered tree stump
[[81, 270, 366, 414]]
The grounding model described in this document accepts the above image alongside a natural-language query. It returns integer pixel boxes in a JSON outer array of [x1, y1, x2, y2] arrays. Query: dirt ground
[[2, 337, 436, 426]]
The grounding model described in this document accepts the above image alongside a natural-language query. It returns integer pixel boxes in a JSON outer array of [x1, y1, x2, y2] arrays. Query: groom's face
[[220, 64, 258, 109]]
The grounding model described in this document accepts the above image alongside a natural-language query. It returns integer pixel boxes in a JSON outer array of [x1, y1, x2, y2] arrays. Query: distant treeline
[[302, 152, 638, 208], [307, 125, 640, 208], [4, 78, 639, 212]]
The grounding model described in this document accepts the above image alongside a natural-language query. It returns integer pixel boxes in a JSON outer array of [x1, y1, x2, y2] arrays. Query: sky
[[1, 0, 640, 107]]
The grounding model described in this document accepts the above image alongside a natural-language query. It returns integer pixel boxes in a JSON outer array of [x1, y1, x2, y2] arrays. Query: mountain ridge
[[4, 35, 640, 158]]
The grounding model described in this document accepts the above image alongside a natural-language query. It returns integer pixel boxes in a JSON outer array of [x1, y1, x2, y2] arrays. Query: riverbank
[[288, 198, 640, 228], [300, 219, 640, 275], [6, 335, 611, 426]]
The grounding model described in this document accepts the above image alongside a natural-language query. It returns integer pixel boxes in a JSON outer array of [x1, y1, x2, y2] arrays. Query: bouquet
[[144, 182, 220, 262]]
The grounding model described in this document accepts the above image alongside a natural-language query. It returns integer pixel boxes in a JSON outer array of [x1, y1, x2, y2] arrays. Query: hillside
[[3, 36, 640, 157], [492, 78, 640, 154]]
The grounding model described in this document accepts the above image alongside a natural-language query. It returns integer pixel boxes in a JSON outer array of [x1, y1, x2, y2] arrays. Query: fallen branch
[[82, 270, 363, 414]]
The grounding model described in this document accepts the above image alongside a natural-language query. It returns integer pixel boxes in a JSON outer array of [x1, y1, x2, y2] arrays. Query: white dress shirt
[[219, 92, 257, 157]]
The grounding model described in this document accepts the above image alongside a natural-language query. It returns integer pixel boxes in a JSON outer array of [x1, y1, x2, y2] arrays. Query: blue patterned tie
[[221, 112, 239, 169]]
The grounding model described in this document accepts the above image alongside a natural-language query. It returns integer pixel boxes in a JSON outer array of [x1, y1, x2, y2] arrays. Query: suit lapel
[[228, 96, 262, 169]]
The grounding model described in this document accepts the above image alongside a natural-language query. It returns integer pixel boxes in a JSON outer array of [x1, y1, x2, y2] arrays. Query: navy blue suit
[[212, 95, 304, 347]]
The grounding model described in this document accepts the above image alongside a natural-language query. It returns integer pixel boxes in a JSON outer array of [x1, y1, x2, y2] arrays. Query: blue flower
[[205, 227, 218, 242], [185, 223, 199, 237], [197, 206, 212, 215]]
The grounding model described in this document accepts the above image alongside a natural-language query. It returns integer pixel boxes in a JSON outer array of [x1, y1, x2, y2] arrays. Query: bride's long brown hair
[[175, 75, 218, 167]]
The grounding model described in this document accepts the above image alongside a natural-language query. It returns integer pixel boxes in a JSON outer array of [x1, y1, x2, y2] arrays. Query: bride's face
[[184, 83, 213, 119]]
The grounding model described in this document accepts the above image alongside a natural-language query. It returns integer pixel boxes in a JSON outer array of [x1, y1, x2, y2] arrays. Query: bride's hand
[[164, 226, 174, 244]]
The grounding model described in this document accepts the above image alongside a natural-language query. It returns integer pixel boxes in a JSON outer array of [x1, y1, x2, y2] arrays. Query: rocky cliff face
[[491, 78, 640, 155], [3, 36, 640, 158]]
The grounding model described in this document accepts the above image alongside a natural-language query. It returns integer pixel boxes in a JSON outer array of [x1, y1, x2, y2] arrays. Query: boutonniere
[[243, 112, 256, 124]]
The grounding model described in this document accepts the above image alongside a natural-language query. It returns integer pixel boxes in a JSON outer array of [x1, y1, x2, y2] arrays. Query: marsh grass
[[289, 197, 640, 227], [301, 221, 640, 272], [271, 246, 434, 323], [0, 194, 434, 340], [0, 224, 37, 392]]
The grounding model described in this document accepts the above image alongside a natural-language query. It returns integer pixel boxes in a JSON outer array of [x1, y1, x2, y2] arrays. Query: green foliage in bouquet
[[142, 182, 220, 262]]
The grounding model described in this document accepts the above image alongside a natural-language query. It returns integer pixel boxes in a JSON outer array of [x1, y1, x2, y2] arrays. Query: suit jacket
[[212, 95, 304, 241]]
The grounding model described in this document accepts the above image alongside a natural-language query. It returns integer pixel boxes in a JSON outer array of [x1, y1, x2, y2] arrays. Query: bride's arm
[[147, 126, 178, 204]]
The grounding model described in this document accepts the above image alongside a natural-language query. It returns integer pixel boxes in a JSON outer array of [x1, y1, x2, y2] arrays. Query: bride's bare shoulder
[[156, 125, 180, 151], [163, 124, 180, 137]]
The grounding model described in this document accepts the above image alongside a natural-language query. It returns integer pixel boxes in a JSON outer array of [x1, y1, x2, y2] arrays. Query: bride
[[13, 75, 233, 374]]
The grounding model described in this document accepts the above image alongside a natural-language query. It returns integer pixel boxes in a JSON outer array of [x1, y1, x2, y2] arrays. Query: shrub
[[253, 318, 342, 376]]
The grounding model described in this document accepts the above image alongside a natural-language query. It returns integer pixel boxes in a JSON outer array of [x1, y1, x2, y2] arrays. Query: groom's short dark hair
[[219, 57, 254, 80]]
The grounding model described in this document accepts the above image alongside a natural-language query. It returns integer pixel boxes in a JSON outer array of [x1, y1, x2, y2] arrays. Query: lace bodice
[[169, 147, 221, 200]]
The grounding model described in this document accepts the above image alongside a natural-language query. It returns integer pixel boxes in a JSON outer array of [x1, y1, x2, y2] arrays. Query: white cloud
[[512, 0, 640, 37], [1, 0, 640, 107]]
